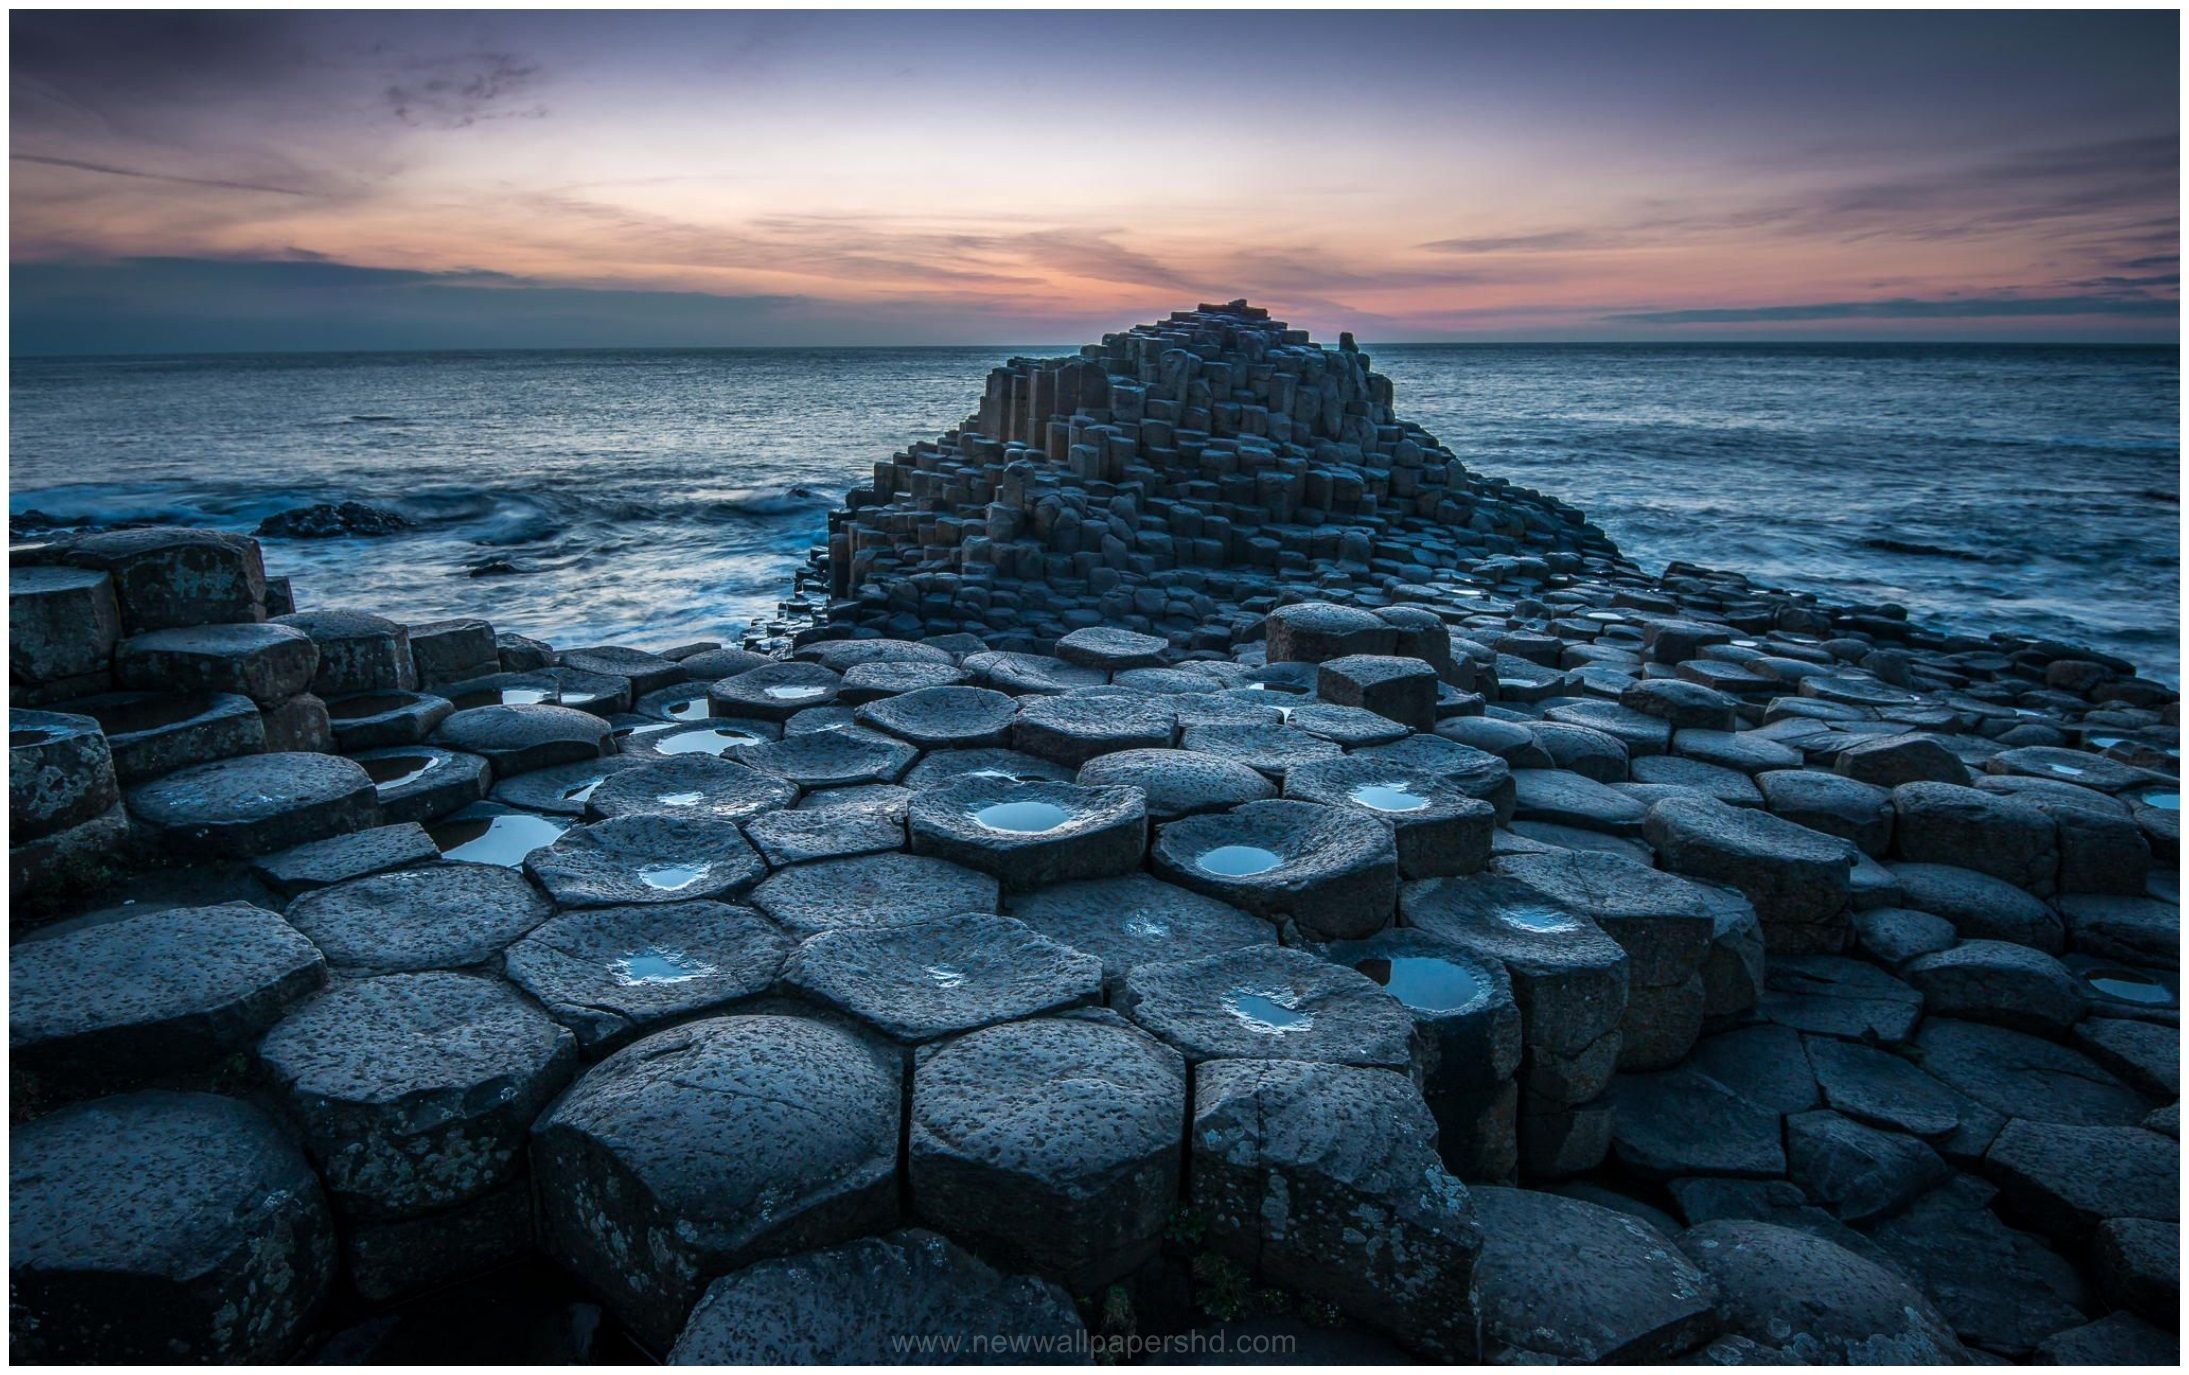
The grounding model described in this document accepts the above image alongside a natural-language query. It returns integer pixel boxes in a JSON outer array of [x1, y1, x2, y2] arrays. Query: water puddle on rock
[[2087, 736, 2127, 750], [656, 790, 706, 807], [328, 692, 416, 720], [1125, 917, 1172, 939], [1198, 845, 1284, 877], [560, 775, 609, 803], [663, 695, 713, 721], [763, 684, 829, 702], [364, 753, 442, 790], [1223, 988, 1313, 1033], [1499, 902, 1582, 933], [654, 726, 765, 757], [1351, 782, 1429, 813], [637, 861, 713, 891], [611, 947, 716, 985], [2084, 967, 2175, 1007], [1357, 956, 1482, 1014], [2043, 761, 2088, 777], [924, 963, 968, 988], [972, 800, 1074, 833], [2136, 789, 2180, 812], [430, 811, 569, 866]]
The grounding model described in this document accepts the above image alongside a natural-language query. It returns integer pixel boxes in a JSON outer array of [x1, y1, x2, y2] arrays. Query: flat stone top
[[10, 1089, 319, 1275], [120, 622, 312, 654], [1120, 945, 1418, 1069], [1400, 874, 1628, 973], [283, 860, 552, 972], [11, 902, 323, 1046], [750, 851, 998, 935], [127, 751, 375, 828], [11, 564, 110, 594], [912, 1015, 1185, 1181], [1193, 1057, 1456, 1202], [1005, 873, 1273, 983], [783, 914, 1104, 1043], [257, 970, 573, 1104], [1492, 850, 1719, 923], [537, 1014, 901, 1221], [271, 608, 403, 637], [502, 900, 791, 1047]]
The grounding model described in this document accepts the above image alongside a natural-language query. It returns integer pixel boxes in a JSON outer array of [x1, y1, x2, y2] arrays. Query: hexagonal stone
[[1678, 1220, 1965, 1362], [115, 622, 318, 704], [667, 1228, 1083, 1364], [127, 751, 378, 857], [2058, 893, 2175, 964], [11, 901, 324, 1102], [1192, 1058, 1481, 1359], [1835, 732, 1971, 788], [9, 1091, 335, 1362], [708, 661, 841, 721], [1895, 780, 2064, 894], [901, 746, 1073, 791], [1264, 601, 1398, 663], [742, 805, 902, 867], [1010, 693, 1177, 768], [750, 851, 998, 936], [10, 708, 118, 842], [284, 860, 551, 972], [854, 685, 1017, 749], [63, 526, 267, 633], [1983, 1121, 2177, 1244], [406, 616, 498, 687], [531, 1014, 902, 1347], [354, 744, 491, 825], [251, 821, 441, 895], [1891, 862, 2064, 951], [1074, 747, 1275, 820], [1804, 1036, 1972, 1139], [837, 659, 970, 704], [1176, 721, 1342, 782], [1284, 756, 1495, 879], [1786, 1109, 1951, 1224], [1755, 768, 1893, 855], [258, 971, 575, 1220], [1986, 744, 2161, 795], [526, 814, 766, 908], [1119, 945, 1417, 1071], [1761, 955, 1923, 1043], [1004, 873, 1274, 995], [325, 689, 455, 751], [783, 913, 1101, 1043], [432, 703, 611, 777], [963, 650, 1107, 696], [1319, 927, 1520, 1104], [910, 1013, 1184, 1290], [503, 901, 792, 1053], [907, 778, 1145, 889], [1151, 799, 1398, 941], [559, 645, 682, 698], [1621, 677, 1737, 731], [1903, 940, 2086, 1036], [65, 689, 265, 783], [487, 753, 648, 816], [1915, 1019, 2147, 1126], [1870, 1173, 2093, 1358], [10, 564, 119, 687], [271, 609, 416, 695], [582, 754, 796, 825], [1316, 654, 1439, 733], [1055, 625, 1168, 671], [733, 726, 918, 789], [1644, 795, 1856, 953], [447, 666, 631, 715], [1401, 874, 1629, 1073], [1470, 1186, 1718, 1363]]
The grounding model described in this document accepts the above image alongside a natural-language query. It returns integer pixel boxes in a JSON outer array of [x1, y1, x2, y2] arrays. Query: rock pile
[[9, 302, 2180, 1365]]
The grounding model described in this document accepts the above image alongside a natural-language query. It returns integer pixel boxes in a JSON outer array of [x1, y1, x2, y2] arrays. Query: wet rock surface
[[13, 301, 2181, 1364]]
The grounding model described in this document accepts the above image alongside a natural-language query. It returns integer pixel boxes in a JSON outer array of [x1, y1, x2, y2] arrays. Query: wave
[[695, 484, 839, 518]]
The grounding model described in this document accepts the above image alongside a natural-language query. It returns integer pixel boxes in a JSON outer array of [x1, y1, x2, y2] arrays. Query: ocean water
[[10, 344, 2179, 681]]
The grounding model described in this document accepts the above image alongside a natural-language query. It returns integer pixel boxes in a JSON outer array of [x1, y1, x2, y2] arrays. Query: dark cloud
[[385, 51, 546, 128], [1607, 295, 2180, 325]]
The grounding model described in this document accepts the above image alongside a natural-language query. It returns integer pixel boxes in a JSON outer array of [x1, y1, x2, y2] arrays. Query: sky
[[9, 9, 2180, 352]]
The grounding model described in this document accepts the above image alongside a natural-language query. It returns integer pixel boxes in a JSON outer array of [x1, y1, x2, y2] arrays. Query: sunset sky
[[11, 10, 2179, 352]]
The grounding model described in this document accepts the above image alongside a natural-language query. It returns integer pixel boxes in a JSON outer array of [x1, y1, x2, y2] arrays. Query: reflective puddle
[[2044, 762, 2087, 776], [560, 775, 609, 803], [656, 790, 706, 807], [663, 695, 713, 721], [763, 684, 830, 701], [430, 811, 569, 866], [1351, 782, 1429, 813], [924, 963, 967, 988], [1223, 988, 1313, 1033], [637, 861, 713, 891], [2137, 789, 2180, 812], [2084, 967, 2174, 1007], [611, 947, 717, 985], [1125, 916, 1172, 939], [972, 800, 1074, 833], [363, 752, 442, 790], [1499, 902, 1581, 933], [1198, 845, 1284, 877], [1357, 956, 1482, 1014], [654, 726, 765, 757]]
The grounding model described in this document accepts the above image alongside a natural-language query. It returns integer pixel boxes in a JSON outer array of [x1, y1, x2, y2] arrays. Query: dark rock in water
[[911, 1013, 1185, 1291], [531, 1014, 902, 1350], [1677, 1220, 1968, 1363], [126, 750, 378, 857], [1870, 1174, 2091, 1359], [257, 970, 576, 1220], [467, 556, 529, 577], [1119, 944, 1417, 1072], [12, 901, 325, 1103], [503, 900, 793, 1053], [749, 850, 998, 936], [10, 1090, 336, 1362], [1192, 1058, 1484, 1359], [255, 501, 412, 539], [1470, 1185, 1718, 1362], [283, 860, 551, 973], [782, 913, 1102, 1044], [668, 1229, 1084, 1365]]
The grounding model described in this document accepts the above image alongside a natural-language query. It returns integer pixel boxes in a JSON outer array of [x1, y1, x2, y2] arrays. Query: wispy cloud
[[385, 51, 547, 129], [11, 152, 322, 197], [1608, 294, 2180, 325]]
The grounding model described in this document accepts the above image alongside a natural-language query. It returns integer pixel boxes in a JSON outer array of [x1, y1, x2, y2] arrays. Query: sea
[[10, 344, 2180, 682]]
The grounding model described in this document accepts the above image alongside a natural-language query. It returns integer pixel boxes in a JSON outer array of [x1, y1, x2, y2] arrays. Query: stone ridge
[[806, 299, 1627, 652]]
